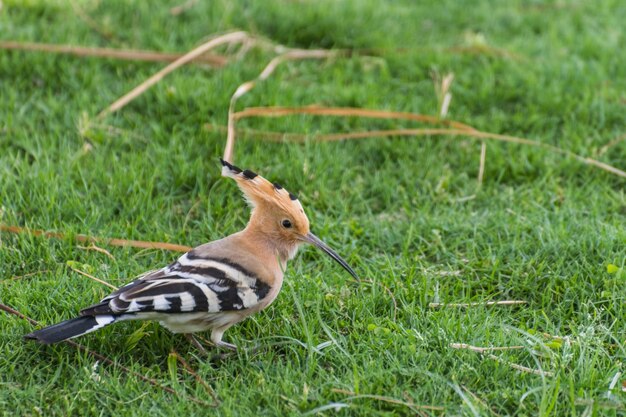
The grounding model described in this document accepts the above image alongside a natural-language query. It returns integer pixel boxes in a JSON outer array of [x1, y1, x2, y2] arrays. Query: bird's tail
[[25, 315, 117, 344]]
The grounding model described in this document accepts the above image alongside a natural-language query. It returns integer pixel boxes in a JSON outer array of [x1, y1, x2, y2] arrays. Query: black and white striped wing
[[80, 253, 271, 316]]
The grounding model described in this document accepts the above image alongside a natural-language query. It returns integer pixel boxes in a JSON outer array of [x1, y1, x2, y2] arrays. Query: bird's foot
[[184, 333, 209, 356], [185, 333, 238, 358], [216, 341, 237, 351]]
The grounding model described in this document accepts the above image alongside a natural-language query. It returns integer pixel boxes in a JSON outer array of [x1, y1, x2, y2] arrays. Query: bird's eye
[[281, 219, 293, 228]]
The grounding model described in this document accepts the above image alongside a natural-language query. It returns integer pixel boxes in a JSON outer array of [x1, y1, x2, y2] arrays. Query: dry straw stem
[[450, 342, 554, 377], [0, 224, 192, 253], [3, 270, 51, 282], [331, 388, 445, 412], [353, 45, 526, 61], [0, 303, 217, 407], [346, 128, 626, 179], [429, 300, 527, 308], [478, 141, 487, 184], [0, 41, 227, 66], [233, 106, 476, 131], [97, 31, 252, 120], [224, 116, 625, 179], [486, 354, 553, 377], [224, 50, 340, 162], [69, 266, 118, 290], [432, 72, 454, 118], [226, 104, 476, 161], [77, 243, 116, 261], [450, 343, 525, 352]]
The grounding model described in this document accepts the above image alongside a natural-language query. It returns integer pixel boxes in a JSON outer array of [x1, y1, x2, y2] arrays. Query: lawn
[[1, 0, 625, 415]]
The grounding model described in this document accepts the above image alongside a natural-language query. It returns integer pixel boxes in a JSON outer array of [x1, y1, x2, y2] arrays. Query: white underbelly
[[128, 311, 244, 334]]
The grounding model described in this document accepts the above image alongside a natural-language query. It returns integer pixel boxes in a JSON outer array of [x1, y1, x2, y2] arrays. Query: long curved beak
[[303, 233, 359, 280]]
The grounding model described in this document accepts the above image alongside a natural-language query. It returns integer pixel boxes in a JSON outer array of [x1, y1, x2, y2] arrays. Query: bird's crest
[[220, 159, 305, 217]]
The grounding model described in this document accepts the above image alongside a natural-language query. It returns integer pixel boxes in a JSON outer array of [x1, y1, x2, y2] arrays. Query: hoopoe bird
[[26, 159, 359, 351]]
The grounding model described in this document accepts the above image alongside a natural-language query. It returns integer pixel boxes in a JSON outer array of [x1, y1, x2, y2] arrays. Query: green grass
[[1, 0, 625, 415]]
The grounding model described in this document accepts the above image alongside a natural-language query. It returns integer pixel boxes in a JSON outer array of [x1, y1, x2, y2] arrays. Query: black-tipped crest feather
[[220, 158, 242, 173], [243, 169, 258, 179]]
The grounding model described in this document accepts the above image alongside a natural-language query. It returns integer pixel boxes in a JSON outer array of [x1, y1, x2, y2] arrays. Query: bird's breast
[[252, 273, 284, 312]]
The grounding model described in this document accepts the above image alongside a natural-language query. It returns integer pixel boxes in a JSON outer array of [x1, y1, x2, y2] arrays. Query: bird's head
[[220, 159, 358, 280]]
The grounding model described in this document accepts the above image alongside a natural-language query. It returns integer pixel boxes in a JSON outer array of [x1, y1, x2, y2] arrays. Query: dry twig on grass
[[3, 270, 51, 283], [0, 41, 226, 66], [450, 342, 554, 377], [450, 343, 525, 352], [485, 353, 553, 377], [96, 31, 253, 120], [219, 118, 626, 179], [331, 388, 445, 413], [429, 300, 527, 308], [68, 266, 118, 290], [477, 141, 487, 184], [233, 106, 476, 131], [77, 243, 116, 261], [0, 224, 192, 253], [432, 72, 454, 118]]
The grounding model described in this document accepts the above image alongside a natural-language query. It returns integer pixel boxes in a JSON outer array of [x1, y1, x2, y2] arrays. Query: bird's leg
[[184, 333, 209, 356], [210, 329, 237, 351]]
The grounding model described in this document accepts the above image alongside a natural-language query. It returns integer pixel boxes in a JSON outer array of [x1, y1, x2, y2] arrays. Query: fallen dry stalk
[[4, 270, 51, 282], [0, 224, 192, 253], [346, 45, 526, 61], [222, 120, 626, 179], [0, 41, 227, 66], [233, 106, 476, 131], [97, 31, 251, 119], [478, 141, 487, 184], [486, 353, 553, 377], [450, 342, 554, 377], [450, 343, 525, 352], [429, 300, 527, 308], [331, 388, 444, 412], [433, 72, 454, 118], [77, 243, 116, 261], [69, 266, 118, 290]]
